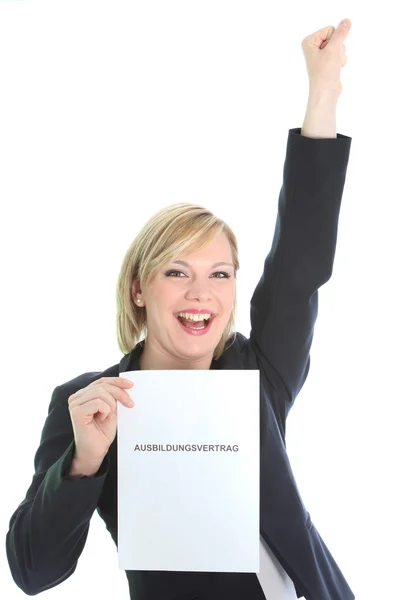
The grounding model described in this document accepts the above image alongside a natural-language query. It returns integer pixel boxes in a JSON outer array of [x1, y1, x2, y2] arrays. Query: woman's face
[[134, 232, 236, 368]]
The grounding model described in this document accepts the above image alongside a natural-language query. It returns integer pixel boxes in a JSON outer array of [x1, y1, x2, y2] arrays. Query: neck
[[138, 340, 213, 371]]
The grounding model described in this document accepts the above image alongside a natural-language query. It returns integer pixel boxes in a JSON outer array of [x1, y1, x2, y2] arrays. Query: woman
[[6, 19, 354, 600]]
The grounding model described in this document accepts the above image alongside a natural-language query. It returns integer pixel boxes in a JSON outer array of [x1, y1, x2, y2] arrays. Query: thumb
[[330, 19, 352, 44]]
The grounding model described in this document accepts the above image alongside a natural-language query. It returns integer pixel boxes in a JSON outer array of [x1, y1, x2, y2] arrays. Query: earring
[[137, 298, 141, 303]]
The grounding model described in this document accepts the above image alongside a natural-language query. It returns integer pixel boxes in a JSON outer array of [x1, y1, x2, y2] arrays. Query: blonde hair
[[116, 202, 240, 361]]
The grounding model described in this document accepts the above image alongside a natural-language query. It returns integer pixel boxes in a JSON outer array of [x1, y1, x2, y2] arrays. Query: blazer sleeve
[[5, 384, 110, 595], [249, 127, 352, 415]]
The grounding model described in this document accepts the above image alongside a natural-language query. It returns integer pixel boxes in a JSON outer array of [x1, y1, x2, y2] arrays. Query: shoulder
[[217, 332, 257, 370]]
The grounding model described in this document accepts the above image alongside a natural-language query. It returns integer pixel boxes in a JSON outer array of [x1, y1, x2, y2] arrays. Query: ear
[[131, 279, 144, 305]]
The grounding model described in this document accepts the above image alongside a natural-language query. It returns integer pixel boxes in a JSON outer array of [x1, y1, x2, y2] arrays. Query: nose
[[184, 283, 212, 303]]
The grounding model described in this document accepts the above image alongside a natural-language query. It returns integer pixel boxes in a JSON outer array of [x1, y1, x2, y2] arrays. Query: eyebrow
[[171, 260, 234, 269]]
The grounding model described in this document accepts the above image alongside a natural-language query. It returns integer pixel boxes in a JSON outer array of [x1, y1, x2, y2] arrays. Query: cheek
[[221, 284, 235, 305], [147, 283, 179, 318]]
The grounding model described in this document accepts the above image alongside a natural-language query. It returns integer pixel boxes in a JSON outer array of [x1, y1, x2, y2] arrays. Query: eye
[[165, 270, 231, 279], [165, 270, 186, 277]]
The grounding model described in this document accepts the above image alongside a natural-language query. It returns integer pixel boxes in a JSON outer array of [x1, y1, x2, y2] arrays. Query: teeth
[[178, 312, 212, 321]]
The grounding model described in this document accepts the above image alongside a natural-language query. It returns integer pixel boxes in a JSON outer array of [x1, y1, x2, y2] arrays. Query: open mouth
[[175, 314, 215, 335]]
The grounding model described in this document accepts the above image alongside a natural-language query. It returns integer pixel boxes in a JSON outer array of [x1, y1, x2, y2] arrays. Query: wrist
[[308, 81, 341, 103], [307, 87, 340, 110], [301, 91, 338, 139], [67, 456, 105, 479]]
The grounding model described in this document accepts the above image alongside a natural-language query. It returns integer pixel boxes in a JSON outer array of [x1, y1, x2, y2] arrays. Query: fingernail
[[341, 19, 350, 27]]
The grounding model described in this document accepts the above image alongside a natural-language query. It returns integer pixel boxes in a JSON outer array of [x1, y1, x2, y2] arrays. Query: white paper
[[117, 369, 260, 573], [258, 535, 298, 599]]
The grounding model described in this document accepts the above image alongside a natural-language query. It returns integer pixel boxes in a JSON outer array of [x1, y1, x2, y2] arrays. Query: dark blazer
[[6, 128, 354, 600]]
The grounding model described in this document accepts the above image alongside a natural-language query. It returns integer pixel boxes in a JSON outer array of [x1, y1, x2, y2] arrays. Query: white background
[[1, 1, 399, 599]]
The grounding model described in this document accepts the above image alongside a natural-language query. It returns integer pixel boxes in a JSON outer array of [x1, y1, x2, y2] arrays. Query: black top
[[6, 128, 354, 600]]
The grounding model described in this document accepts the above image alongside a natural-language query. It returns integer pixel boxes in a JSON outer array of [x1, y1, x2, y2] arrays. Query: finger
[[70, 387, 117, 413], [329, 19, 352, 45], [69, 380, 134, 410], [303, 25, 334, 49], [98, 377, 134, 388], [76, 398, 114, 421], [99, 383, 135, 407]]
